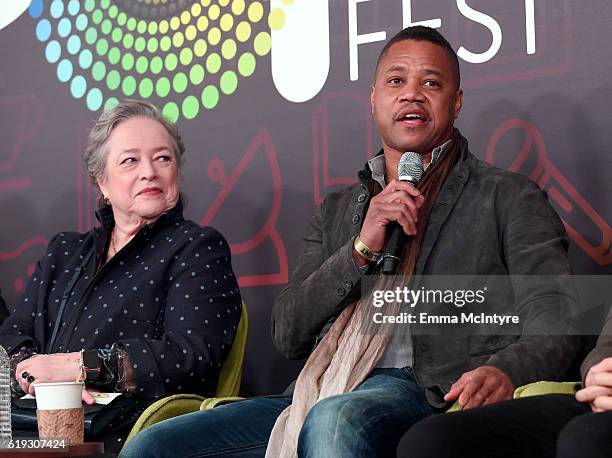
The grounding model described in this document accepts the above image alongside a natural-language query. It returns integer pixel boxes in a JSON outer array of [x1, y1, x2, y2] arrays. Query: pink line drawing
[[486, 119, 611, 265], [201, 128, 288, 287]]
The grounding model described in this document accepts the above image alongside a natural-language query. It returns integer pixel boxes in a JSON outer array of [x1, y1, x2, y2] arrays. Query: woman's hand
[[16, 352, 81, 395], [576, 357, 612, 412]]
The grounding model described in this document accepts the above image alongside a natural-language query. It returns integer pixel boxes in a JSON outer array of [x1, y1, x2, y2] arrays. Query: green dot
[[182, 96, 200, 120], [104, 97, 119, 110], [254, 31, 271, 56], [92, 61, 106, 81], [111, 27, 123, 43], [156, 77, 171, 97], [164, 53, 177, 71], [101, 19, 112, 35], [147, 37, 158, 53], [220, 70, 238, 95], [84, 0, 95, 12], [238, 52, 256, 77], [117, 12, 127, 26], [172, 73, 188, 93], [221, 39, 237, 59], [122, 75, 136, 96], [135, 56, 148, 74], [150, 56, 163, 74], [148, 22, 158, 34], [135, 37, 146, 52], [189, 64, 205, 85], [201, 85, 219, 109], [106, 70, 121, 90], [107, 47, 120, 64], [139, 78, 154, 98], [96, 38, 109, 56], [163, 102, 179, 123], [127, 18, 136, 31], [206, 53, 221, 74], [160, 36, 171, 51], [100, 0, 110, 9], [137, 20, 146, 34], [179, 48, 193, 66], [108, 5, 118, 18], [121, 53, 134, 71], [92, 9, 103, 24], [85, 27, 97, 45], [122, 33, 134, 48]]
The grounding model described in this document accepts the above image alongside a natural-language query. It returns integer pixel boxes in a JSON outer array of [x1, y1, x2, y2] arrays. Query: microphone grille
[[398, 152, 424, 184]]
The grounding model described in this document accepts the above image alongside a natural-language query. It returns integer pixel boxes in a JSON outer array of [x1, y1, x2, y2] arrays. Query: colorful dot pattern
[[29, 0, 278, 121]]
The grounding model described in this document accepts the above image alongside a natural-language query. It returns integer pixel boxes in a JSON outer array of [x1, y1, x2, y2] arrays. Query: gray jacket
[[272, 134, 581, 406]]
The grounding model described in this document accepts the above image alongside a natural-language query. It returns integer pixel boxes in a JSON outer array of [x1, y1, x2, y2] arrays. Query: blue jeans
[[119, 368, 433, 458]]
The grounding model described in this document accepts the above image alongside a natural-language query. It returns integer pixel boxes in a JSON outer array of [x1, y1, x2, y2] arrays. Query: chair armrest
[[513, 381, 580, 398], [200, 396, 245, 410]]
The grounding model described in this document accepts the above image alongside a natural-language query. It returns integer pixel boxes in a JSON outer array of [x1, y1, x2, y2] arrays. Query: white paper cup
[[33, 381, 83, 410]]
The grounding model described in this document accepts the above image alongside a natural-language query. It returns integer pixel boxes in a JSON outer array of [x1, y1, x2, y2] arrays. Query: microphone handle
[[381, 222, 411, 275]]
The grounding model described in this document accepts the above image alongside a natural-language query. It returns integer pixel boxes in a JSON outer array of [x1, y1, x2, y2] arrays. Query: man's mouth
[[397, 110, 428, 127]]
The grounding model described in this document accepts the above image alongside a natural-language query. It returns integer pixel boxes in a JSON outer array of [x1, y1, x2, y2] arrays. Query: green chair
[[124, 302, 248, 445]]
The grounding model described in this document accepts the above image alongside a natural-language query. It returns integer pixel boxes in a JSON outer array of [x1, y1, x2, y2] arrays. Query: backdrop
[[0, 0, 610, 396]]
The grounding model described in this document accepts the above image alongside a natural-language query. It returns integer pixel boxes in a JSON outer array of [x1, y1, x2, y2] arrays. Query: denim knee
[[119, 426, 165, 458]]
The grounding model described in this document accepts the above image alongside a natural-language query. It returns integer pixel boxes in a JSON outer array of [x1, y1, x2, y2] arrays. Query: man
[[401, 311, 612, 458], [120, 26, 580, 458]]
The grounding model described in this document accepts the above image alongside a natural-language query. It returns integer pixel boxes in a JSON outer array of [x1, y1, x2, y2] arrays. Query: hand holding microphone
[[354, 153, 425, 272]]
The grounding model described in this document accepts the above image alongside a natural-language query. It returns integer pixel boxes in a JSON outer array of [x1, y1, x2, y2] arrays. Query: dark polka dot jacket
[[0, 201, 242, 399]]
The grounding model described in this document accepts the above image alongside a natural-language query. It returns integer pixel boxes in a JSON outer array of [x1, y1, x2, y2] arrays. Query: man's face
[[371, 39, 463, 157]]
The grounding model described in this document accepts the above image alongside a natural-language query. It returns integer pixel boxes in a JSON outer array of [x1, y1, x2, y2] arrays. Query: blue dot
[[57, 18, 71, 38], [78, 49, 93, 69], [35, 19, 51, 42], [86, 88, 103, 111], [57, 59, 73, 82], [70, 76, 87, 98], [45, 40, 61, 63], [50, 0, 64, 19], [29, 0, 44, 18], [67, 35, 81, 54], [67, 0, 80, 16], [75, 14, 88, 31]]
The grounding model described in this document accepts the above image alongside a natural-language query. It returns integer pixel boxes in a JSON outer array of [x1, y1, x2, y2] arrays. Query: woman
[[0, 100, 242, 453]]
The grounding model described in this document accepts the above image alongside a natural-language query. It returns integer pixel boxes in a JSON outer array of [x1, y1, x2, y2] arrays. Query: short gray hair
[[84, 100, 186, 201]]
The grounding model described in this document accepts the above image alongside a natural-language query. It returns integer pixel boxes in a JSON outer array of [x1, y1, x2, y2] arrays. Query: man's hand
[[356, 179, 424, 258], [576, 357, 612, 412], [444, 365, 515, 409], [16, 352, 82, 396]]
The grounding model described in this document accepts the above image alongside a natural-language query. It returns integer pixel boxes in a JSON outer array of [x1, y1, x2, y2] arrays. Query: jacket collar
[[95, 198, 185, 231]]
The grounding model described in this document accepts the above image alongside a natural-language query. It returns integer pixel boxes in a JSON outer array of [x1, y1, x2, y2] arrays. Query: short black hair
[[375, 26, 460, 88]]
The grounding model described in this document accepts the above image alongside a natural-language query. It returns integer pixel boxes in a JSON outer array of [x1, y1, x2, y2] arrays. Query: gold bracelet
[[353, 235, 382, 262]]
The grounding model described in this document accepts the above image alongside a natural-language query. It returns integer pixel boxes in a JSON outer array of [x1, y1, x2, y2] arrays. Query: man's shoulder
[[465, 153, 540, 194]]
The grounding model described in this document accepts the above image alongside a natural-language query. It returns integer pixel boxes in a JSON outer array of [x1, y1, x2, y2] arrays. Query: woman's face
[[97, 117, 180, 225]]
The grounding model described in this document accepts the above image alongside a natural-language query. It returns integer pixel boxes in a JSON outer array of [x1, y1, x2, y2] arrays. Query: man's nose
[[399, 79, 425, 103]]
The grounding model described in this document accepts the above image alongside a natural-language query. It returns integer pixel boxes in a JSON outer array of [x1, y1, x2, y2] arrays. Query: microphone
[[382, 152, 424, 275]]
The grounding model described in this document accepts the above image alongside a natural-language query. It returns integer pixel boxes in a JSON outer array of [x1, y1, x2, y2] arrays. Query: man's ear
[[370, 85, 376, 114], [454, 88, 463, 119]]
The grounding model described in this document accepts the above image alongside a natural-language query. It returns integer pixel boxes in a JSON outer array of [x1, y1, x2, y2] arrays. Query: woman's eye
[[156, 155, 172, 162], [121, 157, 136, 164]]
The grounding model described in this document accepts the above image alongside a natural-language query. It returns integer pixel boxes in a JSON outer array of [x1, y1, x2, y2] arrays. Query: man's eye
[[424, 80, 439, 87], [388, 77, 402, 85]]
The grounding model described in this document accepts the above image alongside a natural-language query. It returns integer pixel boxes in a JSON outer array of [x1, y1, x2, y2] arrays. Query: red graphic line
[[486, 119, 611, 265], [0, 237, 48, 261], [0, 179, 32, 191], [0, 95, 43, 173]]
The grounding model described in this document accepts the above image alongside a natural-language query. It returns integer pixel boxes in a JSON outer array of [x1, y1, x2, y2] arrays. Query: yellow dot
[[219, 0, 230, 6], [235, 21, 251, 42], [200, 0, 210, 6], [159, 20, 169, 33], [254, 31, 271, 56], [268, 8, 285, 31], [208, 4, 220, 20], [172, 31, 185, 47], [220, 13, 233, 32], [248, 2, 263, 22], [170, 17, 180, 30], [185, 25, 197, 41], [180, 11, 191, 25], [191, 3, 202, 16], [194, 38, 208, 57], [197, 16, 209, 32], [221, 38, 237, 59], [231, 0, 245, 15], [208, 27, 221, 45]]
